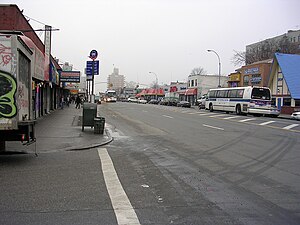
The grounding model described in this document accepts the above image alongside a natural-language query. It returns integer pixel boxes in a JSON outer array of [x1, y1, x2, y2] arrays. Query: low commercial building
[[268, 53, 300, 114], [187, 74, 228, 104], [230, 59, 272, 87]]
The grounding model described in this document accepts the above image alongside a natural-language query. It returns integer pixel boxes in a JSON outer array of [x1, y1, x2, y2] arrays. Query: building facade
[[246, 29, 300, 64], [268, 53, 300, 114], [229, 60, 272, 88], [0, 4, 62, 118], [107, 68, 125, 96], [187, 74, 228, 104]]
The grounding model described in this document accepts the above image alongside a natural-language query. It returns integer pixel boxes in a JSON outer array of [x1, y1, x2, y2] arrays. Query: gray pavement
[[6, 104, 112, 154], [4, 104, 294, 154]]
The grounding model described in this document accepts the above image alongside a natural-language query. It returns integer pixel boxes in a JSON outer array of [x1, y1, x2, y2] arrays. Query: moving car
[[177, 101, 191, 108], [291, 111, 300, 120]]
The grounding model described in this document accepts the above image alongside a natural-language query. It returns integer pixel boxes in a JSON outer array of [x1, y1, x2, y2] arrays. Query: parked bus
[[205, 86, 279, 117], [104, 90, 117, 102]]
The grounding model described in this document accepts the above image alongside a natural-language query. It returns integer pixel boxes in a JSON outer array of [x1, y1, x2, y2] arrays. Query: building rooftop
[[275, 53, 300, 99]]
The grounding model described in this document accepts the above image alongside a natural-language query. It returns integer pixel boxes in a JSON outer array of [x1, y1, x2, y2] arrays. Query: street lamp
[[207, 49, 221, 87], [149, 72, 158, 100]]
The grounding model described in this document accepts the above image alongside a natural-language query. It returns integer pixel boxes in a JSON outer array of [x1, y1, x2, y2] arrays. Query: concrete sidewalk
[[6, 104, 112, 154]]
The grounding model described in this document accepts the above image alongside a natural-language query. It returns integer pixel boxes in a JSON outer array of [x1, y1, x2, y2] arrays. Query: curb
[[66, 128, 114, 151]]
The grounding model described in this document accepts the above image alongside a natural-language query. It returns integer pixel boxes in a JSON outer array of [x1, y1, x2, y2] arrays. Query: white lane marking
[[239, 118, 256, 122], [162, 115, 174, 119], [197, 113, 212, 116], [209, 114, 226, 118], [193, 112, 207, 114], [223, 116, 240, 120], [142, 110, 148, 113], [97, 148, 141, 225], [259, 121, 276, 126], [203, 124, 224, 131], [282, 124, 299, 130]]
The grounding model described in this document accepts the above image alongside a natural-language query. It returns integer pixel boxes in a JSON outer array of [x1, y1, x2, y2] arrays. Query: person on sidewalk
[[60, 96, 64, 109], [75, 95, 81, 109]]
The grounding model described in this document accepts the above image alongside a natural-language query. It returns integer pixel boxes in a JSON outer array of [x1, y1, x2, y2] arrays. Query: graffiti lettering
[[0, 70, 17, 118], [0, 44, 12, 66]]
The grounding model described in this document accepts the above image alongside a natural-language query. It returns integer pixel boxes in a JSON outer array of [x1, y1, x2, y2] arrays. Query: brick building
[[0, 4, 62, 117]]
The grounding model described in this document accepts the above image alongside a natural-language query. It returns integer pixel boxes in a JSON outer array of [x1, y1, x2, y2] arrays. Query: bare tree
[[242, 36, 299, 65], [190, 67, 206, 76], [231, 50, 246, 66]]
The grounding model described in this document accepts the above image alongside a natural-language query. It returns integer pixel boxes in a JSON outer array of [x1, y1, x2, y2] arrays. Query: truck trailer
[[0, 33, 36, 151]]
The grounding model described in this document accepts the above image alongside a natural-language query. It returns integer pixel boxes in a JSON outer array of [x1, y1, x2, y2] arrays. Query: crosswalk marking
[[197, 113, 212, 116], [282, 124, 299, 130], [209, 114, 226, 118], [259, 121, 275, 126], [239, 118, 256, 122], [223, 116, 240, 120]]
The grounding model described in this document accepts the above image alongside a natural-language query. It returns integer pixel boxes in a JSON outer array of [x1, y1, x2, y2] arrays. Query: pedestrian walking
[[60, 96, 64, 109], [66, 96, 70, 107], [75, 95, 81, 109]]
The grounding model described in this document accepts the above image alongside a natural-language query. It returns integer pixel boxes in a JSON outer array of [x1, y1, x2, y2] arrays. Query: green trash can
[[94, 117, 105, 134], [82, 103, 97, 131]]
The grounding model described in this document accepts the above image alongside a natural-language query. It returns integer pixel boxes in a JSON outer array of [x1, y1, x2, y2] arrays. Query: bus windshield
[[106, 91, 116, 97], [251, 88, 271, 100]]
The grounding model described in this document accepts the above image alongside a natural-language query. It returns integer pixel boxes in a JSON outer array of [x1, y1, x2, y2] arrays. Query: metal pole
[[207, 49, 221, 87], [149, 72, 158, 100], [92, 60, 94, 96]]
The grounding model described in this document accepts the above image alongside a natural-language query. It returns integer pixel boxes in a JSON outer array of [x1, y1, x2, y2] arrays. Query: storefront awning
[[185, 88, 197, 95]]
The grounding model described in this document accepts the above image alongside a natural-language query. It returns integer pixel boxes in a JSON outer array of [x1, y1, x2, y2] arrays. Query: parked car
[[128, 97, 138, 103], [177, 101, 191, 108], [291, 111, 300, 120], [148, 99, 159, 104], [197, 95, 207, 109], [159, 98, 169, 105], [138, 98, 147, 104]]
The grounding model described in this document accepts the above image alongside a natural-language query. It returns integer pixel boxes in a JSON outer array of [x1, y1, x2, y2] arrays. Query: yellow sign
[[230, 73, 241, 81]]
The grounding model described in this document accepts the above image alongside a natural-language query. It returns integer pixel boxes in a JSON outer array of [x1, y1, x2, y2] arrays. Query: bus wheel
[[209, 104, 213, 112], [236, 105, 242, 115]]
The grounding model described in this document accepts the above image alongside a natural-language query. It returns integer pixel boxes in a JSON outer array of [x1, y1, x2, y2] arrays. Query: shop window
[[271, 98, 276, 106], [251, 74, 262, 85], [243, 75, 249, 86], [295, 99, 300, 107], [283, 98, 291, 106]]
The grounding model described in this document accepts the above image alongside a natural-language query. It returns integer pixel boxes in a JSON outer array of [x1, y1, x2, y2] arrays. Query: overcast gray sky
[[5, 0, 300, 92]]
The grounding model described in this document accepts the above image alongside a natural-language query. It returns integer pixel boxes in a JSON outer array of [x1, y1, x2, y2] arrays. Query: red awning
[[145, 88, 164, 96], [185, 88, 197, 96]]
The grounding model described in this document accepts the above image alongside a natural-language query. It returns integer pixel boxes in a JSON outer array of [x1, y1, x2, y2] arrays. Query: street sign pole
[[91, 59, 95, 103], [89, 49, 98, 103]]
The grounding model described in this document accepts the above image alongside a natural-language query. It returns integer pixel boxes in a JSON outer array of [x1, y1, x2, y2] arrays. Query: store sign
[[230, 73, 240, 81], [244, 67, 259, 75], [60, 71, 80, 83], [251, 76, 262, 83]]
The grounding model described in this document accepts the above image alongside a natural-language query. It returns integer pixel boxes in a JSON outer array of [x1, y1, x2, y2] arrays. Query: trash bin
[[94, 117, 105, 134], [82, 103, 97, 131]]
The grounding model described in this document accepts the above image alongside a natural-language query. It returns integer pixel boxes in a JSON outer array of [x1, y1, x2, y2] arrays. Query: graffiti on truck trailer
[[0, 70, 17, 118]]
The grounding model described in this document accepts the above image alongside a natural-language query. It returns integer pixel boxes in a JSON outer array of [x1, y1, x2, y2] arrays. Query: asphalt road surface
[[1, 102, 299, 225]]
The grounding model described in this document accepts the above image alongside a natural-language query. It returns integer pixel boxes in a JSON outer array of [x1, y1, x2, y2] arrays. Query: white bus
[[104, 90, 117, 102], [205, 86, 280, 117]]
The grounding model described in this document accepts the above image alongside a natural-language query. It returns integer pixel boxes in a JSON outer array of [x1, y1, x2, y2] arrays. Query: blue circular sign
[[90, 50, 98, 60]]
